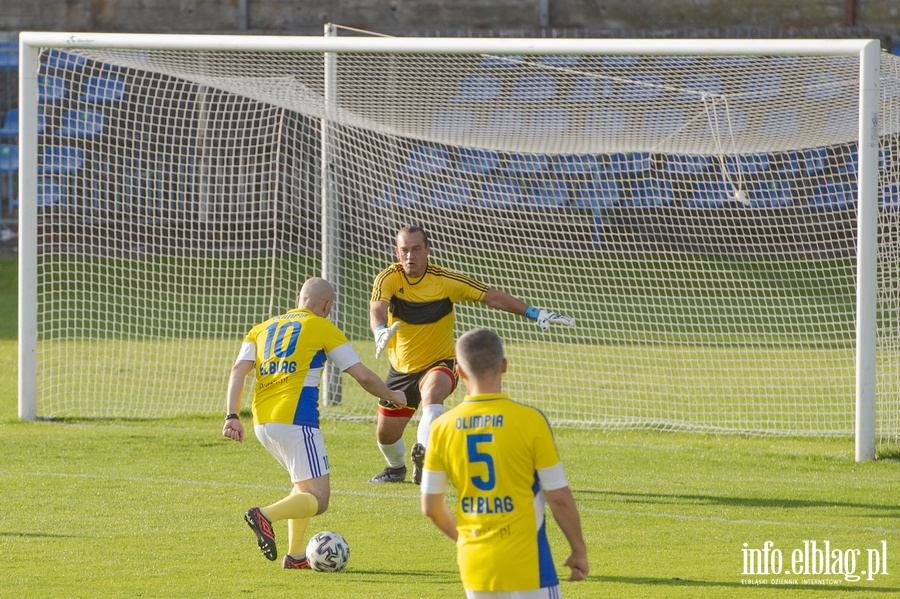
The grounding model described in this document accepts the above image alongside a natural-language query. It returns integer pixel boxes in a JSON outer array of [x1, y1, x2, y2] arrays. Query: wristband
[[225, 413, 239, 421], [524, 306, 540, 321], [375, 324, 388, 331]]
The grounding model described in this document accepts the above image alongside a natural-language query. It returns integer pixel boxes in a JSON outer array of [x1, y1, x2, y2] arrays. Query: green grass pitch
[[1, 255, 899, 597]]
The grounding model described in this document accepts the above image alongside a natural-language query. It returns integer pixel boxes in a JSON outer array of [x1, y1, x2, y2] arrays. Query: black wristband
[[225, 413, 239, 421]]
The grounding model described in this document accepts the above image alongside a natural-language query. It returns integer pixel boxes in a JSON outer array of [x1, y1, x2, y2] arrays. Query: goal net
[[17, 33, 900, 450]]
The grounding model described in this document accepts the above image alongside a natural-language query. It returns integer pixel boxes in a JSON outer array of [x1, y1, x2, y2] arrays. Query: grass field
[[2, 254, 900, 597]]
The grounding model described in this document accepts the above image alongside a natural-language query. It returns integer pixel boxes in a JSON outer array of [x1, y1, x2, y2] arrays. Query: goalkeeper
[[368, 225, 574, 485]]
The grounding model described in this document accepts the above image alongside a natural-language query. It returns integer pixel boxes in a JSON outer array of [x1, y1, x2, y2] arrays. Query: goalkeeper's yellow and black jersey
[[371, 262, 487, 374]]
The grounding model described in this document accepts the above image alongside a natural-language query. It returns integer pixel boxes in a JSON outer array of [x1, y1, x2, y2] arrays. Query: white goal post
[[16, 31, 898, 461]]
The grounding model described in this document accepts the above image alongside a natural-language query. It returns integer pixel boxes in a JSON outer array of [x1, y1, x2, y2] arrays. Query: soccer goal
[[16, 30, 900, 460]]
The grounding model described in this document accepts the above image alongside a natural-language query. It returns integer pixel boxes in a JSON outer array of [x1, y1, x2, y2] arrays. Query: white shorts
[[465, 587, 561, 599], [254, 423, 329, 483]]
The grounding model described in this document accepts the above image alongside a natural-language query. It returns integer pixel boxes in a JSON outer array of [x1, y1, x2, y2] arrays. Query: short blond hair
[[456, 328, 504, 379]]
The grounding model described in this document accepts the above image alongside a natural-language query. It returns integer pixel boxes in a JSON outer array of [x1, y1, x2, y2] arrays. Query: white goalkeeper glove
[[525, 306, 575, 331], [374, 322, 400, 358]]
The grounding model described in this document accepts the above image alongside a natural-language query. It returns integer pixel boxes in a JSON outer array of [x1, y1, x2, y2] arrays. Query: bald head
[[297, 277, 335, 317]]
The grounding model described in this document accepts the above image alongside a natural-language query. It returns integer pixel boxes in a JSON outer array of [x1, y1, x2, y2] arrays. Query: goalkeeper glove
[[374, 322, 400, 358], [525, 306, 575, 331]]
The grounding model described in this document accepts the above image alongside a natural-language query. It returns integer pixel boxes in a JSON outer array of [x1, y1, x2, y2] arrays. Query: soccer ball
[[305, 531, 350, 572]]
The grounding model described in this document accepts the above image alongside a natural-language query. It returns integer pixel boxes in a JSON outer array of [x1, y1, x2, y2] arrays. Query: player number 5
[[466, 433, 496, 491]]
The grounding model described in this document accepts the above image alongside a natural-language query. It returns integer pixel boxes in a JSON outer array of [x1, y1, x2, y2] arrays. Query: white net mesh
[[25, 40, 900, 439]]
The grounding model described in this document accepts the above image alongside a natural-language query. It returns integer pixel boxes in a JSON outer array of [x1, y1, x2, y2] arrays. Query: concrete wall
[[1, 0, 899, 36]]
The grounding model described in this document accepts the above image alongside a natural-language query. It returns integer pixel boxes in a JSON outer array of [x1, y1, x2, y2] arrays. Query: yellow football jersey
[[371, 262, 487, 373], [243, 308, 358, 427], [424, 393, 563, 591]]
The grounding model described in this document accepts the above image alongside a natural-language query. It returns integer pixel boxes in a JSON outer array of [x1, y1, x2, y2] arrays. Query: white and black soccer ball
[[305, 531, 350, 572]]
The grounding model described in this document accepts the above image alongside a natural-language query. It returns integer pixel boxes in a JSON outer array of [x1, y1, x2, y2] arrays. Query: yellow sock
[[262, 492, 318, 522], [288, 517, 311, 556]]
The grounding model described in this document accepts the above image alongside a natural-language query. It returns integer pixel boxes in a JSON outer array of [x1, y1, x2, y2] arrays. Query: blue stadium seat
[[501, 153, 549, 176], [454, 74, 502, 103], [687, 181, 730, 208], [573, 178, 621, 209], [660, 154, 713, 176], [747, 180, 794, 207], [456, 148, 500, 175], [760, 107, 799, 137], [479, 55, 526, 69], [38, 75, 68, 103], [880, 145, 895, 170], [704, 108, 747, 135], [537, 55, 582, 68], [709, 56, 757, 68], [608, 152, 652, 175], [777, 151, 802, 178], [430, 108, 475, 135], [567, 74, 613, 102], [379, 176, 426, 208], [430, 179, 473, 209], [80, 73, 127, 104], [643, 109, 685, 136], [805, 72, 841, 102], [727, 154, 770, 175], [482, 109, 524, 135], [37, 177, 63, 207], [739, 73, 783, 102], [0, 144, 18, 172], [822, 107, 857, 138], [39, 146, 84, 174], [0, 109, 17, 137], [768, 56, 801, 68], [36, 108, 47, 134], [678, 73, 723, 101], [882, 182, 899, 211], [835, 145, 858, 176], [405, 145, 450, 174], [619, 74, 665, 101], [622, 180, 675, 207], [523, 107, 569, 135], [476, 178, 522, 209], [601, 56, 641, 69], [57, 109, 105, 138], [45, 49, 88, 71], [510, 74, 556, 102], [583, 109, 629, 135], [0, 41, 17, 69], [0, 108, 44, 137], [552, 155, 599, 175], [398, 176, 429, 207], [524, 179, 569, 207], [651, 56, 699, 68], [801, 148, 830, 176], [812, 179, 855, 211], [884, 70, 900, 105]]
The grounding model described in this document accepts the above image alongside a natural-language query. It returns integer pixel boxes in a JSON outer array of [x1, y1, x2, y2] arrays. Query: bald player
[[223, 277, 406, 569]]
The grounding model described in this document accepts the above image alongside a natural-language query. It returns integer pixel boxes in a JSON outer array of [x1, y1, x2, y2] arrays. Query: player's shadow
[[577, 489, 900, 519], [0, 531, 80, 538], [595, 575, 900, 593]]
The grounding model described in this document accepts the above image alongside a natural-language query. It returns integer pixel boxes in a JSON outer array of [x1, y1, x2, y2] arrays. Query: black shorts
[[379, 358, 457, 415]]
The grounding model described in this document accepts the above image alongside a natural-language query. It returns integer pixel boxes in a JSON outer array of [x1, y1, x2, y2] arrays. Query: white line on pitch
[[2, 469, 897, 535], [0, 469, 417, 499]]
